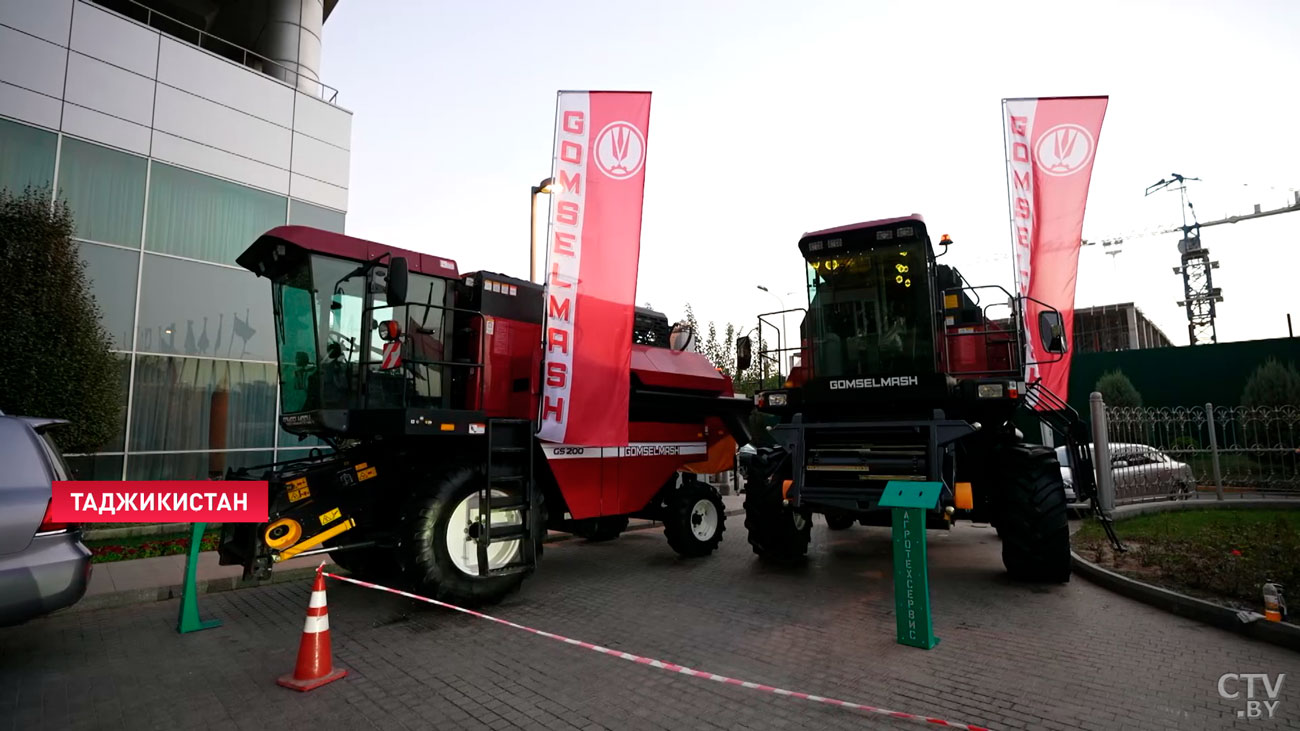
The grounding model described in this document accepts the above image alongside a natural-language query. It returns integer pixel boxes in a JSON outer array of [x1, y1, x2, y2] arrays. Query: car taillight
[[37, 498, 74, 533]]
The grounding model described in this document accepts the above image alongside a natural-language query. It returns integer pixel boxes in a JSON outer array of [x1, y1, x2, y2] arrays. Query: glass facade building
[[0, 0, 351, 480]]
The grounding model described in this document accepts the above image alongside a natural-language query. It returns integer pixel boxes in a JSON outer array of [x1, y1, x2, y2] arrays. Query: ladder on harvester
[[476, 418, 538, 577], [1022, 381, 1126, 553]]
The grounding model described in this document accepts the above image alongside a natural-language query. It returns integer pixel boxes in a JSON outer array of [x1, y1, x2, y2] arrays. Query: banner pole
[[998, 99, 1029, 391], [1000, 99, 1018, 293], [535, 91, 561, 433]]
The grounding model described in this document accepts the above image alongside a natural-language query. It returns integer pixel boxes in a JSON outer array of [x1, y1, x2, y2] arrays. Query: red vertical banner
[[538, 91, 651, 446], [1003, 96, 1108, 406]]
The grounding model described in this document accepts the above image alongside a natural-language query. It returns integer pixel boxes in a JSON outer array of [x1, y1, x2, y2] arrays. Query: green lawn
[[1075, 509, 1300, 608]]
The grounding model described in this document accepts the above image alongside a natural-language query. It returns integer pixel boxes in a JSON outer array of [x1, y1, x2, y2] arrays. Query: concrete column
[[1126, 305, 1139, 350], [258, 0, 323, 96]]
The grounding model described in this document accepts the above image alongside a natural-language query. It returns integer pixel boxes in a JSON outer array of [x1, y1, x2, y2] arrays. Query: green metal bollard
[[177, 522, 222, 634], [878, 481, 943, 650]]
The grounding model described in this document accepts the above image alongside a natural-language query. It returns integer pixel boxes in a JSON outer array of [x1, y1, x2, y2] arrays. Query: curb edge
[[1071, 550, 1300, 652]]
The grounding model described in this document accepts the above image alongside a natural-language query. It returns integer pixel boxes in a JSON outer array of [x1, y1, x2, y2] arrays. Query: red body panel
[[943, 320, 1015, 378], [542, 421, 708, 520], [473, 316, 544, 418], [465, 310, 733, 521], [631, 346, 729, 394], [469, 318, 732, 419]]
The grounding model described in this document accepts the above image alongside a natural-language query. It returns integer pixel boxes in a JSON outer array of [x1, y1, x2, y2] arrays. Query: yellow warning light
[[941, 234, 952, 244]]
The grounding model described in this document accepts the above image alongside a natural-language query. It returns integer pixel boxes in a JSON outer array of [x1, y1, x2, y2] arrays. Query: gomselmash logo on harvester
[[829, 376, 919, 390]]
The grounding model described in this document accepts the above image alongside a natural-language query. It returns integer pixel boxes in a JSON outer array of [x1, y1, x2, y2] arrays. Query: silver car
[[1056, 442, 1196, 503], [1054, 446, 1079, 503], [1107, 442, 1196, 499], [0, 411, 93, 627]]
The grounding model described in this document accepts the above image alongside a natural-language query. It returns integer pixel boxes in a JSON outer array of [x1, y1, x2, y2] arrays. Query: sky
[[319, 0, 1300, 348]]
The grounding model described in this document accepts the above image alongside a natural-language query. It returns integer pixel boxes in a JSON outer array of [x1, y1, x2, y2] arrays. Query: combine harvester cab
[[739, 214, 1100, 582], [218, 226, 752, 606]]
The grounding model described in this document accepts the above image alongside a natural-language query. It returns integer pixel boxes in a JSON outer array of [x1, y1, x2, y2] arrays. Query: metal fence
[[1100, 403, 1300, 504]]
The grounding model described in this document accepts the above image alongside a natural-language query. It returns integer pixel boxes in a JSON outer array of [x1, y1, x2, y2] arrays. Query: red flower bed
[[89, 533, 220, 564]]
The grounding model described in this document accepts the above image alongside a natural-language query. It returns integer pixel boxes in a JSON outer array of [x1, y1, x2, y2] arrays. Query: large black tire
[[994, 443, 1071, 583], [569, 515, 629, 542], [824, 514, 856, 531], [398, 465, 532, 607], [664, 480, 726, 557], [743, 448, 811, 564], [328, 545, 402, 583]]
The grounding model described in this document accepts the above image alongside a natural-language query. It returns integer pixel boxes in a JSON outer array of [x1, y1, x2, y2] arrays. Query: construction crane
[[1082, 180, 1300, 345]]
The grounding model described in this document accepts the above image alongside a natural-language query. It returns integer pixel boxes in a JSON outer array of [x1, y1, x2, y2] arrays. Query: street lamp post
[[530, 177, 555, 283]]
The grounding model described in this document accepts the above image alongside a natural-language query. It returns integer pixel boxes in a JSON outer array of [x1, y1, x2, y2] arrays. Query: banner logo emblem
[[1034, 123, 1095, 177], [593, 121, 646, 180]]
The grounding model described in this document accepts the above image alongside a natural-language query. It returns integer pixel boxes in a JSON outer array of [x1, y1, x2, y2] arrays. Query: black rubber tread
[[328, 545, 402, 582], [824, 514, 856, 531], [398, 465, 531, 607], [742, 447, 811, 564], [663, 480, 726, 557], [569, 515, 630, 542], [995, 442, 1071, 583]]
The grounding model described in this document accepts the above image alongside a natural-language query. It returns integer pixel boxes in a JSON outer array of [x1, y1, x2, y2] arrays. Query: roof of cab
[[238, 226, 460, 279], [801, 214, 926, 240]]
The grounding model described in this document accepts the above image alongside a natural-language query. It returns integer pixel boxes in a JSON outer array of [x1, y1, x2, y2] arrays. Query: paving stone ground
[[2, 518, 1297, 731]]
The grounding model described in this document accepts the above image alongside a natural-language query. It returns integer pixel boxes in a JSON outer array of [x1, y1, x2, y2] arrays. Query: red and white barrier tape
[[321, 571, 991, 730]]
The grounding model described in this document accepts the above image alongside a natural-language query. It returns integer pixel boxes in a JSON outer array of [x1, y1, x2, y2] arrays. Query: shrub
[[1240, 358, 1300, 408], [0, 187, 121, 452], [1095, 369, 1143, 408]]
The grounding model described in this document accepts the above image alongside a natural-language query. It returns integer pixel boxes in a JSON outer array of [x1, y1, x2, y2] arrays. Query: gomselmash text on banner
[[50, 481, 269, 523], [1002, 95, 1108, 406], [538, 90, 652, 447]]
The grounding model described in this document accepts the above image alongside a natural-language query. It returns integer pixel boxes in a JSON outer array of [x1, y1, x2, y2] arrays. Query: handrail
[[357, 300, 494, 412], [755, 308, 807, 383], [939, 286, 1071, 378], [91, 0, 342, 104], [941, 284, 1022, 379]]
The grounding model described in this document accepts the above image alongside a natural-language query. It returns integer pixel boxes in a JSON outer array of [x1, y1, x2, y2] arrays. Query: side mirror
[[387, 256, 409, 307], [735, 336, 752, 372], [1039, 311, 1067, 354]]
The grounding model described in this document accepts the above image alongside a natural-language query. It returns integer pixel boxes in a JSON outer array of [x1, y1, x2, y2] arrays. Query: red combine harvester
[[218, 226, 752, 605]]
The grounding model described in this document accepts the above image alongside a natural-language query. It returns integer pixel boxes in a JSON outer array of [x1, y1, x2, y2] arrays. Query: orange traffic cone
[[277, 565, 347, 691]]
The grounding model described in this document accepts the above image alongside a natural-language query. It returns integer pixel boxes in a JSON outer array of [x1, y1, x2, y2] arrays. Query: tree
[[683, 303, 699, 343], [1095, 369, 1142, 408], [678, 303, 778, 394], [703, 321, 720, 368], [720, 323, 736, 378], [0, 187, 122, 452], [1241, 358, 1300, 408]]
